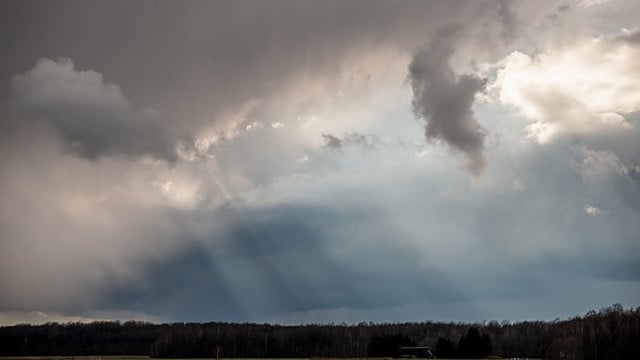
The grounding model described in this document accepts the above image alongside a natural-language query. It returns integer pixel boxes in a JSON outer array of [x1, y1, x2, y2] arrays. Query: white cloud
[[578, 148, 631, 179], [493, 31, 640, 143], [245, 121, 261, 131], [584, 204, 606, 215], [575, 0, 611, 8]]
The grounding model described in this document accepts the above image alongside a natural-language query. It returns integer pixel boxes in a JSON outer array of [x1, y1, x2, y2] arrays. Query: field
[[0, 358, 540, 360]]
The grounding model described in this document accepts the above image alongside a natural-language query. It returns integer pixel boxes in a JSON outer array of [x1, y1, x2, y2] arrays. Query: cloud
[[321, 133, 343, 150], [0, 0, 547, 160], [494, 30, 640, 144], [94, 161, 640, 323], [584, 204, 606, 215], [321, 132, 379, 150], [0, 124, 218, 313], [490, 29, 640, 189], [2, 0, 640, 325], [576, 0, 611, 8], [0, 310, 159, 326], [577, 148, 636, 180], [10, 58, 176, 161], [616, 28, 640, 44], [408, 29, 488, 175]]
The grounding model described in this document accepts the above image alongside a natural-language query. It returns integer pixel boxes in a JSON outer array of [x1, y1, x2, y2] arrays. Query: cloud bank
[[10, 58, 176, 161]]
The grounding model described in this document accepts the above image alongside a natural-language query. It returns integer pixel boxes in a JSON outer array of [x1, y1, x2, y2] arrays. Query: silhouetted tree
[[367, 333, 415, 357], [1, 305, 639, 359], [458, 327, 492, 358], [435, 337, 457, 358], [480, 333, 492, 357]]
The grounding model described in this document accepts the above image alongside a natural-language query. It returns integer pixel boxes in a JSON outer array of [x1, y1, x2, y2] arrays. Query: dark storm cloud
[[97, 203, 466, 321], [408, 28, 488, 175], [98, 243, 243, 321], [96, 188, 640, 322], [0, 0, 501, 150], [10, 58, 176, 161]]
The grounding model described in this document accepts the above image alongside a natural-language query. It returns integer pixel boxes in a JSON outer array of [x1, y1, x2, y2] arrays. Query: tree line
[[0, 304, 638, 359]]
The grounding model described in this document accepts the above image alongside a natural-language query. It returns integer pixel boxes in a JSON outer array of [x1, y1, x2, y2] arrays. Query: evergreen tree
[[435, 337, 457, 358], [458, 327, 492, 358]]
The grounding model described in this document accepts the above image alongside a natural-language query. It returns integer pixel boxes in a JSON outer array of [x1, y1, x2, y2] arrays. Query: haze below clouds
[[1, 0, 639, 325]]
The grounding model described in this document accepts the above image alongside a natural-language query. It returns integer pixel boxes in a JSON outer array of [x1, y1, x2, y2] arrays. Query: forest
[[0, 304, 638, 359]]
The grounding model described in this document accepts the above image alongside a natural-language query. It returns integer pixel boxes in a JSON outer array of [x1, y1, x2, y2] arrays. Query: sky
[[1, 0, 640, 326]]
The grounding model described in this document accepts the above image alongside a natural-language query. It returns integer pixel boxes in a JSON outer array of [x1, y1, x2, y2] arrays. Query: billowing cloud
[[408, 29, 488, 175], [494, 29, 640, 143], [0, 123, 216, 312], [490, 28, 640, 187], [10, 58, 176, 161]]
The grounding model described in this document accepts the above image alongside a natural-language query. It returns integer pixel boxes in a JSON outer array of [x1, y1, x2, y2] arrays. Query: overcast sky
[[1, 0, 640, 326]]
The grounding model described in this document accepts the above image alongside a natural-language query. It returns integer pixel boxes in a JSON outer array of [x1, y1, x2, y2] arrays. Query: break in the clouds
[[1, 0, 640, 325]]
